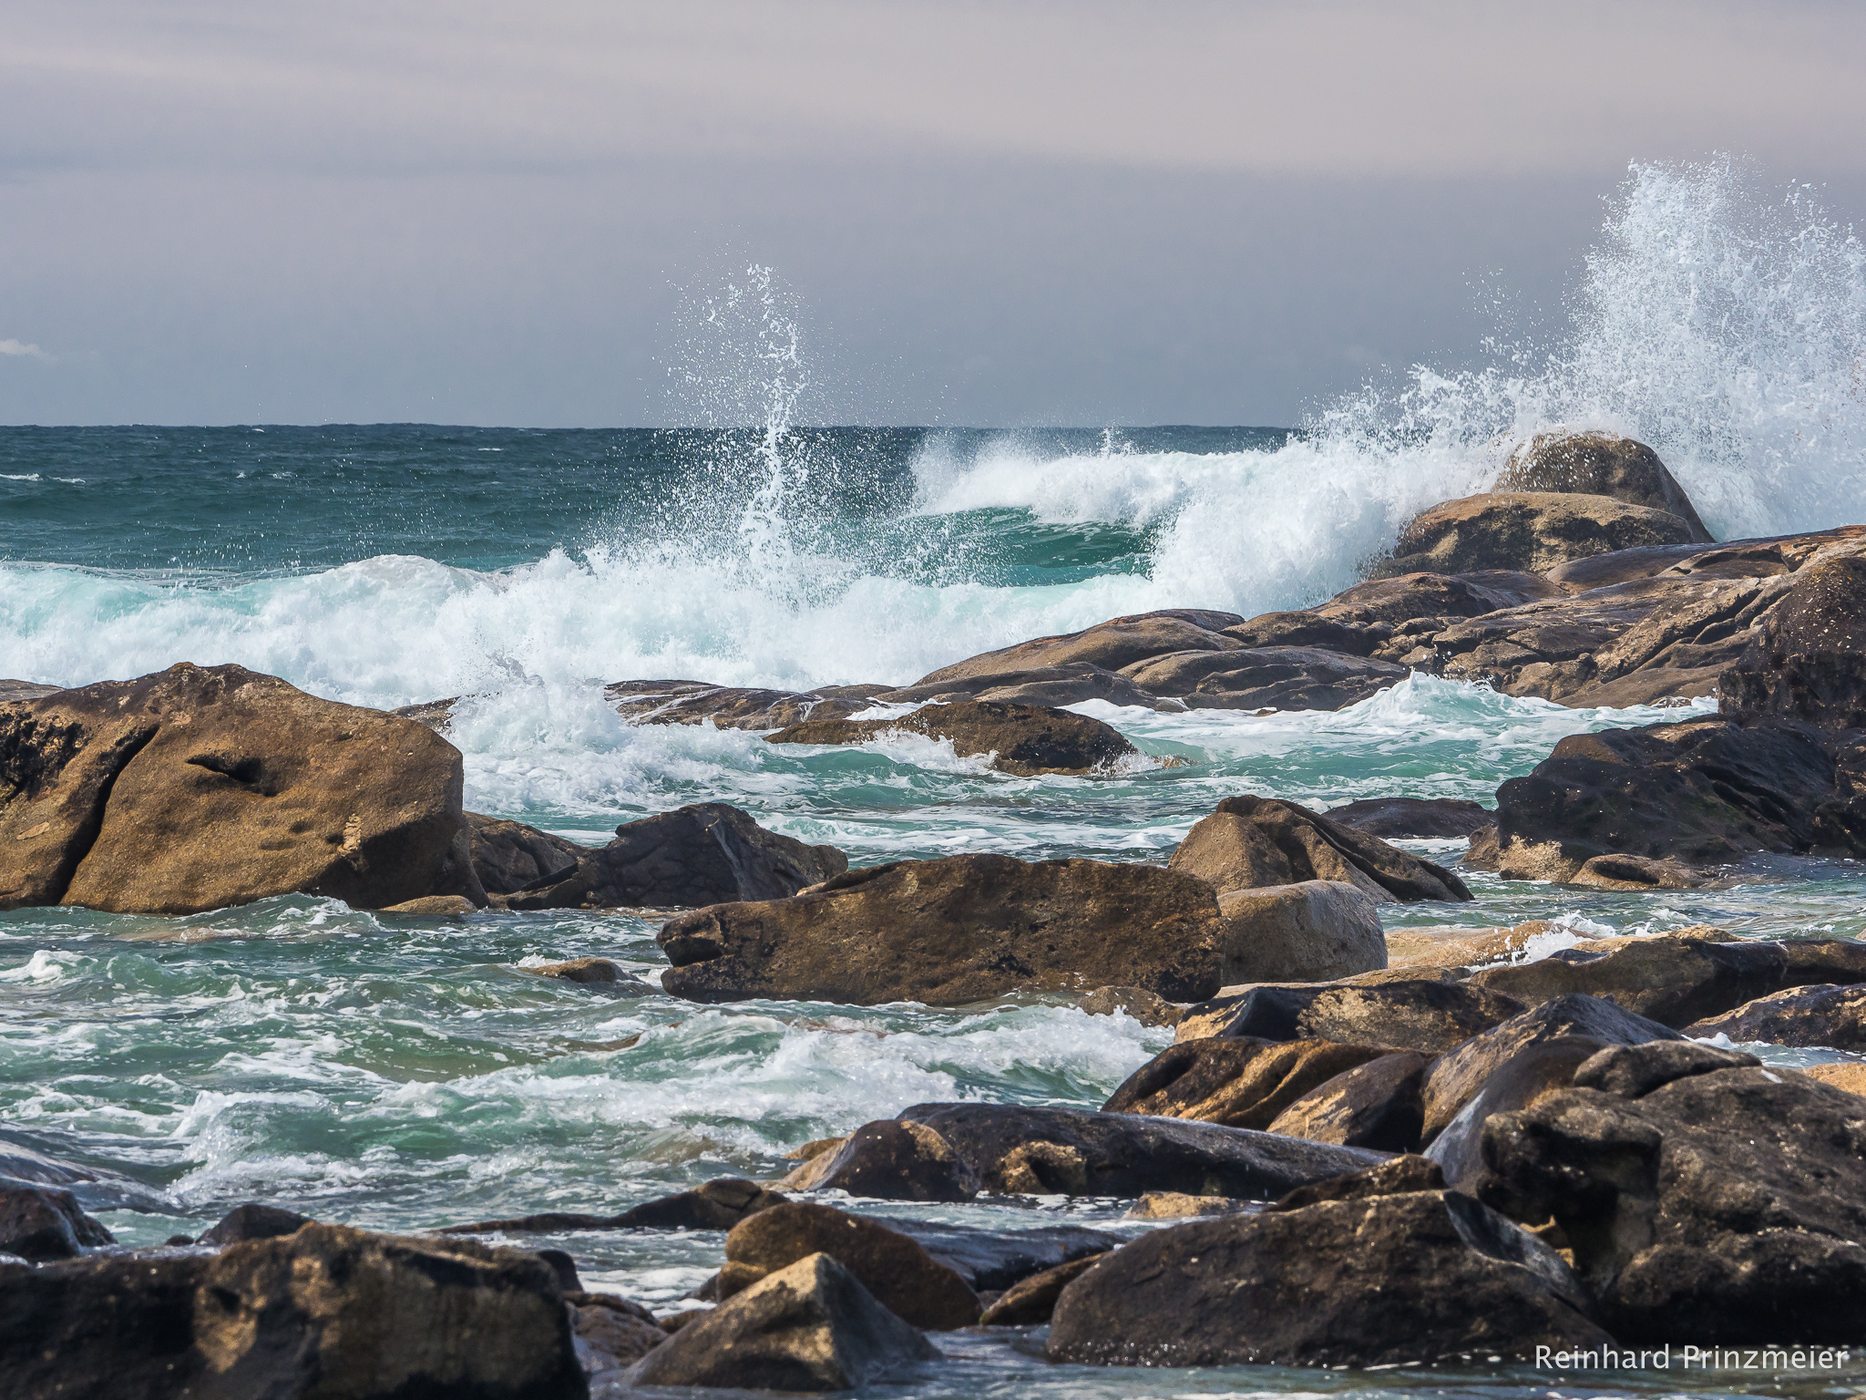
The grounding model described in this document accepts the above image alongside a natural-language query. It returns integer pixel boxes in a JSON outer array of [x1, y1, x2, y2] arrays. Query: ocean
[[4, 157, 1866, 1396]]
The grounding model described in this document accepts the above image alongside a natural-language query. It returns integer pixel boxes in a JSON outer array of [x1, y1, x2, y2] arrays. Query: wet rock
[[882, 1219, 1118, 1294], [468, 812, 583, 894], [1225, 569, 1559, 659], [1074, 984, 1182, 1026], [879, 661, 1182, 711], [1686, 982, 1866, 1048], [1497, 432, 1712, 539], [0, 663, 483, 914], [627, 1253, 936, 1391], [1427, 1037, 1621, 1190], [659, 854, 1231, 1006], [605, 678, 872, 730], [197, 1201, 312, 1246], [0, 1182, 113, 1261], [381, 894, 478, 916], [0, 1224, 586, 1400], [1125, 1191, 1251, 1220], [1721, 553, 1866, 728], [1492, 717, 1866, 883], [1267, 1152, 1445, 1210], [507, 801, 846, 911], [1216, 880, 1387, 982], [1469, 936, 1866, 1028], [440, 1177, 786, 1236], [571, 1292, 666, 1382], [1047, 1187, 1608, 1366], [1103, 1037, 1389, 1129], [766, 698, 1136, 776], [1478, 1040, 1866, 1343], [1116, 645, 1406, 711], [722, 1203, 980, 1330], [978, 1254, 1106, 1326], [891, 1102, 1384, 1200], [527, 957, 655, 995], [1265, 1050, 1432, 1152], [1327, 796, 1496, 839], [913, 610, 1246, 687], [0, 679, 58, 703], [0, 1134, 169, 1212], [1189, 978, 1524, 1054], [1170, 795, 1471, 904], [1380, 490, 1702, 578], [783, 1120, 982, 1202]]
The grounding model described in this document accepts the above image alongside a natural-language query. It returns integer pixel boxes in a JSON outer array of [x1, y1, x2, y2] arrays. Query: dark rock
[[197, 1202, 312, 1246], [1469, 936, 1866, 1028], [877, 662, 1179, 711], [1497, 432, 1712, 539], [1265, 1050, 1432, 1152], [439, 1177, 785, 1236], [1047, 1188, 1608, 1366], [766, 698, 1136, 776], [1170, 794, 1470, 904], [1103, 1037, 1389, 1129], [1267, 1152, 1445, 1210], [722, 1203, 979, 1330], [1492, 717, 1866, 883], [978, 1254, 1106, 1326], [0, 663, 483, 914], [1427, 1037, 1616, 1190], [783, 1120, 982, 1202], [1215, 880, 1388, 981], [893, 1102, 1384, 1200], [0, 1251, 208, 1398], [526, 957, 655, 995], [1686, 982, 1866, 1048], [1116, 645, 1407, 712], [882, 1220, 1118, 1293], [0, 679, 58, 703], [659, 854, 1230, 1006], [1478, 1040, 1866, 1343], [0, 1134, 168, 1212], [1721, 553, 1866, 728], [628, 1253, 936, 1391], [571, 1292, 666, 1382], [1381, 490, 1702, 577], [0, 1182, 113, 1261], [1327, 796, 1496, 839], [468, 813, 583, 894], [507, 801, 846, 911], [1192, 978, 1524, 1054]]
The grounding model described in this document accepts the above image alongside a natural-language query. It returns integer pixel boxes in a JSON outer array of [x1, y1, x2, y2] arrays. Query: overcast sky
[[4, 0, 1864, 426]]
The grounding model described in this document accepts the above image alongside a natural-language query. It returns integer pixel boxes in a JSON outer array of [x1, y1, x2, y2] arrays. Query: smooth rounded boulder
[[766, 698, 1137, 776], [1497, 432, 1712, 539], [1379, 490, 1702, 577], [658, 854, 1230, 1005], [1216, 880, 1387, 981], [0, 664, 484, 914]]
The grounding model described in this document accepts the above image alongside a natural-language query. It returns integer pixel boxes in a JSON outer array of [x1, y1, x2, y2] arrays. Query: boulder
[[977, 1254, 1106, 1326], [0, 663, 483, 914], [627, 1253, 936, 1391], [1267, 1152, 1446, 1211], [1103, 1037, 1390, 1129], [1047, 1188, 1609, 1366], [1721, 553, 1866, 729], [721, 1203, 980, 1330], [0, 1224, 585, 1400], [1380, 491, 1702, 578], [1497, 432, 1712, 539], [571, 1293, 666, 1383], [1116, 645, 1406, 711], [0, 1182, 112, 1262], [912, 610, 1245, 687], [1170, 795, 1470, 904], [878, 1219, 1118, 1293], [1478, 1040, 1866, 1343], [1805, 1062, 1866, 1097], [1125, 1192, 1251, 1220], [1492, 718, 1866, 883], [0, 1134, 168, 1212], [1327, 796, 1496, 839], [506, 801, 846, 911], [1216, 880, 1388, 982], [197, 1202, 312, 1246], [658, 854, 1231, 1006], [1265, 1050, 1432, 1152], [1073, 984, 1182, 1026], [467, 813, 583, 894], [766, 699, 1136, 776], [1686, 982, 1866, 1048], [887, 1102, 1384, 1200], [1187, 978, 1524, 1054], [525, 957, 654, 994], [439, 1177, 786, 1235], [783, 1120, 982, 1202], [1469, 936, 1866, 1028]]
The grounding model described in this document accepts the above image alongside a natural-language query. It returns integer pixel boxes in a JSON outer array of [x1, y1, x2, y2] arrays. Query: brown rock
[[1381, 490, 1702, 577], [604, 678, 873, 730], [1327, 796, 1496, 839], [767, 698, 1136, 776], [1804, 1062, 1866, 1097], [1216, 880, 1388, 981], [782, 1120, 981, 1202], [1686, 982, 1866, 1048], [1124, 1192, 1252, 1220], [913, 610, 1245, 686], [1116, 645, 1407, 712], [978, 1254, 1105, 1326], [1103, 1037, 1389, 1129], [1266, 1050, 1432, 1152], [1497, 432, 1712, 539], [1721, 552, 1866, 728], [467, 813, 583, 894], [1189, 977, 1524, 1054], [1267, 1152, 1445, 1211], [0, 664, 483, 914], [526, 957, 654, 994]]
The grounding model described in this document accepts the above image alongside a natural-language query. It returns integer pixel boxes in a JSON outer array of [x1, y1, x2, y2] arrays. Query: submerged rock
[[1478, 1040, 1866, 1343], [659, 854, 1231, 1005], [525, 956, 655, 994], [1170, 794, 1470, 904], [1047, 1187, 1608, 1366], [1380, 490, 1703, 577], [0, 663, 483, 914], [506, 801, 846, 910], [1103, 1036, 1389, 1130], [627, 1253, 936, 1392], [766, 698, 1136, 775]]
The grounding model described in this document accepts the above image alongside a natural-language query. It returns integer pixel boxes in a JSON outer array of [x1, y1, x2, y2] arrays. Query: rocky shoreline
[[4, 432, 1865, 1395]]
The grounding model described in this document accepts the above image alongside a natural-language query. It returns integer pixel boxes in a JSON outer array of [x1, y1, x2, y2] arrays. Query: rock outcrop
[[1170, 795, 1471, 904], [1185, 977, 1524, 1053], [1215, 880, 1388, 982], [766, 698, 1137, 775], [468, 813, 583, 895], [0, 664, 483, 914], [1685, 982, 1866, 1048], [1103, 1037, 1389, 1129], [1326, 796, 1496, 839], [1047, 1187, 1609, 1366], [0, 1182, 113, 1262], [505, 801, 846, 910], [1478, 1040, 1866, 1343], [1496, 431, 1712, 539], [1379, 491, 1703, 577], [1719, 552, 1866, 729], [659, 854, 1231, 1005], [1265, 1051, 1432, 1152]]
